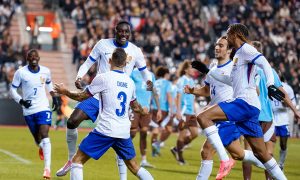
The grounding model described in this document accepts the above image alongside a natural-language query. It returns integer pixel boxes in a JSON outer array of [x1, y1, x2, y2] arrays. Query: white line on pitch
[[0, 148, 31, 164]]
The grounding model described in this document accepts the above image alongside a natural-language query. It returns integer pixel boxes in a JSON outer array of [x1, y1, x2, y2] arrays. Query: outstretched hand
[[54, 83, 68, 95], [75, 78, 83, 90], [184, 85, 194, 94], [146, 80, 153, 91]]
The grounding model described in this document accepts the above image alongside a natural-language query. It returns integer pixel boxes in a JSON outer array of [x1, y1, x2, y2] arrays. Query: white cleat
[[140, 161, 155, 168], [56, 160, 72, 177]]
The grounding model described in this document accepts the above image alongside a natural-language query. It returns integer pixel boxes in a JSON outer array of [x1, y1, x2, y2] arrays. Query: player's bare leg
[[279, 136, 288, 169], [242, 139, 252, 180], [56, 109, 89, 177], [124, 157, 154, 180], [197, 104, 234, 179]]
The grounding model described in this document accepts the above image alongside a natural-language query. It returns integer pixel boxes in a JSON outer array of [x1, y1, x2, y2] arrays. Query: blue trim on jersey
[[251, 54, 262, 64], [217, 60, 232, 68], [112, 70, 124, 74], [204, 81, 210, 86], [113, 40, 129, 48], [28, 66, 40, 74], [235, 42, 245, 53], [89, 55, 96, 62], [138, 66, 147, 71], [12, 84, 20, 88], [45, 81, 51, 84], [247, 63, 253, 83]]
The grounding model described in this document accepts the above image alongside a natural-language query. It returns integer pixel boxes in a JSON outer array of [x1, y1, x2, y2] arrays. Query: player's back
[[177, 75, 195, 115], [152, 78, 172, 111], [12, 65, 51, 115], [91, 70, 136, 139]]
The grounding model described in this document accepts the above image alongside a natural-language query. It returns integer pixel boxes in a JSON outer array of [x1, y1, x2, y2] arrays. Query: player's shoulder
[[240, 43, 259, 55], [39, 65, 51, 73], [128, 41, 142, 52]]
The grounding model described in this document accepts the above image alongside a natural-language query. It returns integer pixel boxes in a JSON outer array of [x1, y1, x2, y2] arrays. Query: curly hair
[[178, 60, 191, 77]]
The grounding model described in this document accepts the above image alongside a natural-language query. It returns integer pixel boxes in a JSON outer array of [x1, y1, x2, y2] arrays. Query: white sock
[[141, 156, 147, 164], [67, 128, 78, 160], [279, 149, 287, 167], [243, 150, 265, 169], [204, 126, 229, 161], [116, 155, 127, 180], [136, 167, 154, 180], [264, 158, 287, 180], [41, 138, 51, 169], [196, 160, 213, 180], [71, 163, 83, 180]]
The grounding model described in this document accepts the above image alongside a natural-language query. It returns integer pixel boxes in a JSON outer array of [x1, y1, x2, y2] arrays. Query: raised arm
[[54, 83, 91, 102]]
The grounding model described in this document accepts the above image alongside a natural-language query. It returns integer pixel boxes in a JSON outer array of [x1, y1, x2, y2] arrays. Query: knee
[[230, 152, 244, 161], [140, 130, 147, 139], [166, 126, 172, 134], [196, 113, 209, 128], [201, 148, 213, 160], [67, 117, 80, 129]]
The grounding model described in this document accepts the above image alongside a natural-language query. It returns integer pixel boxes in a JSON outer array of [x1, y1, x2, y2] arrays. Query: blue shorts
[[218, 98, 263, 138], [216, 121, 241, 147], [275, 125, 290, 137], [75, 97, 99, 122], [79, 130, 136, 160], [24, 111, 52, 135]]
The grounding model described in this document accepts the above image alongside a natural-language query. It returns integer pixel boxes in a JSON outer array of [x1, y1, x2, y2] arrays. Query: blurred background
[[0, 0, 299, 135]]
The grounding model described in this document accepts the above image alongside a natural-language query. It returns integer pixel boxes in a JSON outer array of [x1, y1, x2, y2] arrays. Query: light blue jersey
[[130, 69, 155, 109], [152, 78, 172, 111], [171, 84, 177, 113], [256, 68, 282, 122], [177, 75, 195, 115]]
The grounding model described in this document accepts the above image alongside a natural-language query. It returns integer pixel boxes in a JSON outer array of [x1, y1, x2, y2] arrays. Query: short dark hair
[[116, 20, 131, 29], [26, 49, 38, 59], [112, 48, 127, 67], [228, 23, 249, 42], [155, 66, 169, 78]]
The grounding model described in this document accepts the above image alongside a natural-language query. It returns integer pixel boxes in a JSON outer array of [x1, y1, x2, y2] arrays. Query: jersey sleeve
[[166, 81, 172, 93], [241, 43, 262, 64], [11, 69, 22, 88], [87, 74, 106, 95], [45, 69, 54, 92], [272, 69, 282, 88], [134, 48, 147, 70], [286, 84, 296, 105], [88, 40, 103, 62]]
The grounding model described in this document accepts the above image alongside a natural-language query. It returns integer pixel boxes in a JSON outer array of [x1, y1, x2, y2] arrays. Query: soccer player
[[150, 66, 173, 156], [272, 75, 296, 170], [10, 49, 59, 179], [242, 41, 300, 180], [170, 60, 198, 165], [189, 36, 265, 180], [54, 48, 154, 180], [130, 64, 161, 168], [56, 20, 153, 178], [196, 23, 287, 180]]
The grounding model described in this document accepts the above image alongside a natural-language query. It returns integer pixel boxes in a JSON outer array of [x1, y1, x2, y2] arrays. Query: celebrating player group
[[10, 20, 300, 180]]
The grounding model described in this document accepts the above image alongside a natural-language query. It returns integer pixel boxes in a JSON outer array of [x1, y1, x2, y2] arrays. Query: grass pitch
[[0, 126, 300, 180]]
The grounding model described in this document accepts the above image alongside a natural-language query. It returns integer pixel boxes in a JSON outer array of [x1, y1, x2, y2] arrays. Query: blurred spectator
[[50, 19, 61, 51], [57, 0, 300, 96]]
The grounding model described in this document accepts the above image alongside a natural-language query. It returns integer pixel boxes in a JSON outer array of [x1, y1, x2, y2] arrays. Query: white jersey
[[205, 60, 234, 105], [89, 38, 146, 74], [11, 65, 52, 116], [272, 82, 296, 126], [231, 43, 261, 109], [87, 70, 136, 139], [82, 38, 146, 100]]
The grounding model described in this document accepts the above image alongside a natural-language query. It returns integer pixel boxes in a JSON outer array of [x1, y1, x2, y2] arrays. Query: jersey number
[[34, 88, 37, 95], [116, 91, 127, 117]]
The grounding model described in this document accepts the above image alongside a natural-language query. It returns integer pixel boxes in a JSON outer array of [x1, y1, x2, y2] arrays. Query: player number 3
[[116, 91, 127, 117]]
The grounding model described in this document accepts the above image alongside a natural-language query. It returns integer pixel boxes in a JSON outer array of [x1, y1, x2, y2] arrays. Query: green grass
[[0, 126, 299, 180]]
